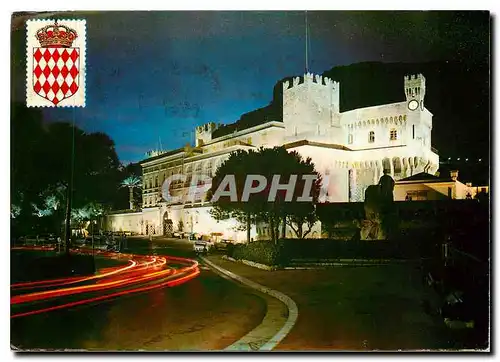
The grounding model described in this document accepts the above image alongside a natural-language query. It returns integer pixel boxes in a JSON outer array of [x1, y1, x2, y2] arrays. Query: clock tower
[[404, 74, 426, 111]]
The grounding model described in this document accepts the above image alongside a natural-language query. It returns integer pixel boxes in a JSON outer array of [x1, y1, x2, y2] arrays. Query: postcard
[[10, 10, 490, 352]]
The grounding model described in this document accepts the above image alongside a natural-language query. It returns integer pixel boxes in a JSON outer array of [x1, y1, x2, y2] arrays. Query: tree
[[121, 175, 142, 209], [286, 203, 318, 239], [252, 147, 322, 241], [210, 146, 321, 243], [209, 149, 256, 243], [72, 202, 105, 234], [11, 103, 47, 219], [11, 102, 124, 242]]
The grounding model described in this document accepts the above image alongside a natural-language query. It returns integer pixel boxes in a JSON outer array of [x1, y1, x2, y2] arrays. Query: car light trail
[[11, 247, 200, 319]]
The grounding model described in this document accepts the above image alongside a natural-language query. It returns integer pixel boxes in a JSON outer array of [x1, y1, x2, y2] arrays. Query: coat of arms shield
[[33, 46, 80, 105], [26, 19, 86, 107]]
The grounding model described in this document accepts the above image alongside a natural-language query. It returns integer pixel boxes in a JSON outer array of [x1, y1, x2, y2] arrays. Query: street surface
[[11, 237, 267, 351], [207, 255, 458, 351]]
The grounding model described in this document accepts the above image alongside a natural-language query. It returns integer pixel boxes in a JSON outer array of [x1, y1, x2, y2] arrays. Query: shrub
[[226, 238, 424, 267], [230, 241, 283, 266], [279, 238, 421, 261]]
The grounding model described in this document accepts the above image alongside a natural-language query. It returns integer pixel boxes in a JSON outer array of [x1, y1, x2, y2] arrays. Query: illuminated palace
[[106, 73, 441, 241]]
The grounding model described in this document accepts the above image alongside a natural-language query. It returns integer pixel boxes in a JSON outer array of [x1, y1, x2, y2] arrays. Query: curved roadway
[[11, 237, 267, 351]]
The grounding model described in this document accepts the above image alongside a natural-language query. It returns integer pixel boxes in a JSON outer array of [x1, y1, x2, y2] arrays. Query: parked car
[[214, 240, 232, 251], [187, 232, 201, 240], [20, 235, 38, 244], [193, 240, 210, 253]]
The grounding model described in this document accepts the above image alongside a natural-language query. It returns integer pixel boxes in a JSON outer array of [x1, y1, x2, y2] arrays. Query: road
[[11, 237, 267, 351]]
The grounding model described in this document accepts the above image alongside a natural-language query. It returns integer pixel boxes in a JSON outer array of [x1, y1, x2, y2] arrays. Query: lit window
[[348, 134, 353, 144], [205, 161, 212, 176], [390, 129, 397, 141], [369, 131, 375, 143]]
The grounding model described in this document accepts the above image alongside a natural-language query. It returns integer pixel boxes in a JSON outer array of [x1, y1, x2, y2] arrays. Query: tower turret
[[404, 74, 426, 112], [282, 73, 340, 139], [195, 122, 218, 147]]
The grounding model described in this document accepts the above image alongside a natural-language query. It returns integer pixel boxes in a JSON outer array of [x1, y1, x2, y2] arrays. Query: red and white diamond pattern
[[33, 47, 79, 106]]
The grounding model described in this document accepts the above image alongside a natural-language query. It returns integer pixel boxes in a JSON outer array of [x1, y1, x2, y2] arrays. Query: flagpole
[[305, 10, 309, 73]]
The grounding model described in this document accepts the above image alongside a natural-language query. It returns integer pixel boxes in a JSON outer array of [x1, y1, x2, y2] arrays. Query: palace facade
[[105, 72, 439, 241]]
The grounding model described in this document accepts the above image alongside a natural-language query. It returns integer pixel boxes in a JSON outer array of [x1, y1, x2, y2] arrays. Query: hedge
[[228, 241, 283, 266], [279, 238, 421, 262], [227, 237, 427, 267]]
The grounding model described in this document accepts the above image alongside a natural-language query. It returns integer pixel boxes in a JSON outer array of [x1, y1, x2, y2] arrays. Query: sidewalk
[[205, 255, 454, 351]]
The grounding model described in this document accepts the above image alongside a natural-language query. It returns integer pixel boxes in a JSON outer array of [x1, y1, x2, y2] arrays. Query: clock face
[[408, 99, 419, 111]]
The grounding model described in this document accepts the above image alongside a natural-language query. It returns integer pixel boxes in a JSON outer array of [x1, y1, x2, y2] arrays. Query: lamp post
[[64, 111, 76, 255], [91, 220, 95, 258]]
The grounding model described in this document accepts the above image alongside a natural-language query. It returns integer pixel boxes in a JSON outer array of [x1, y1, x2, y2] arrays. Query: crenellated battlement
[[282, 72, 342, 139], [195, 122, 219, 147], [404, 73, 426, 108], [404, 74, 425, 81], [283, 72, 339, 92], [196, 122, 219, 134]]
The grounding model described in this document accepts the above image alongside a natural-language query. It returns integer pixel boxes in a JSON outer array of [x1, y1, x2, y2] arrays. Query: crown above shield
[[35, 21, 78, 48]]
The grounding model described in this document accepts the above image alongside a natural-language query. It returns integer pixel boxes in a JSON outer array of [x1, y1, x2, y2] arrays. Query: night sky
[[11, 11, 490, 164]]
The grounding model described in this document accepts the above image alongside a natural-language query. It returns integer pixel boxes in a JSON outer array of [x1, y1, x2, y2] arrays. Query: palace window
[[205, 160, 213, 176], [390, 129, 398, 141], [412, 125, 415, 139], [155, 176, 158, 188], [348, 134, 353, 144], [368, 131, 375, 143]]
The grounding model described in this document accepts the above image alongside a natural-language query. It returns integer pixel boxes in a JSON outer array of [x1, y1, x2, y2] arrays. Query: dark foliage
[[210, 146, 321, 243], [11, 251, 95, 283], [229, 241, 283, 266], [278, 238, 420, 264], [11, 102, 130, 236]]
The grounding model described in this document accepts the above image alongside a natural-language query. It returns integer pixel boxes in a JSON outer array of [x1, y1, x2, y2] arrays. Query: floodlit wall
[[394, 181, 476, 201], [105, 212, 144, 234], [341, 102, 409, 149], [183, 206, 256, 242]]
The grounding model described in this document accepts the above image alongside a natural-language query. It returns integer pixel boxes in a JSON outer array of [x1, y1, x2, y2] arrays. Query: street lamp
[[64, 112, 76, 255], [91, 220, 96, 259]]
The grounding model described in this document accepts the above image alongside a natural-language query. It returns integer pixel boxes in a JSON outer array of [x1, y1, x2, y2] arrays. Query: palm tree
[[121, 175, 142, 210]]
